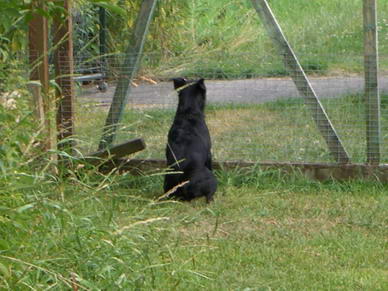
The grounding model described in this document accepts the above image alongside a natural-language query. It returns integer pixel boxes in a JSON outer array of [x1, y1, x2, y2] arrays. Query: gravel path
[[79, 76, 388, 107]]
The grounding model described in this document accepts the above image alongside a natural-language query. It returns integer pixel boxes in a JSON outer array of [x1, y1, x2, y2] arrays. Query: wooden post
[[28, 0, 52, 150], [98, 0, 158, 150], [363, 0, 380, 165], [53, 0, 75, 155], [251, 0, 350, 164], [27, 83, 45, 128]]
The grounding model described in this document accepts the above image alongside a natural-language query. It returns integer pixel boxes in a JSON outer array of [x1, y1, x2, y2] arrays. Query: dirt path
[[79, 76, 388, 107]]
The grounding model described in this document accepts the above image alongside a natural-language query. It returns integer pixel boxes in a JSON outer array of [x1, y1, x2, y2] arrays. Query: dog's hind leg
[[205, 152, 213, 170], [205, 192, 214, 203], [164, 172, 181, 194]]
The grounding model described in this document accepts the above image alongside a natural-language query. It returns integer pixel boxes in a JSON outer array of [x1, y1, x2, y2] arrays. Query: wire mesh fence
[[69, 53, 388, 164]]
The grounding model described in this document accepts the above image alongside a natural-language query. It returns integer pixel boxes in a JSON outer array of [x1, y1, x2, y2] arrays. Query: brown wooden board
[[28, 1, 52, 150], [28, 2, 49, 90], [85, 138, 146, 165]]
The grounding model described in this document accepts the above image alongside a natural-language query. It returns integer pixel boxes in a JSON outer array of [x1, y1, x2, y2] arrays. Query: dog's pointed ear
[[197, 78, 206, 91], [172, 78, 187, 90]]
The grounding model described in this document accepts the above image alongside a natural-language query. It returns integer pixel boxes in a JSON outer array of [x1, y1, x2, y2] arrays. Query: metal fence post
[[363, 0, 380, 165], [99, 6, 107, 78], [98, 0, 158, 150], [250, 0, 350, 163]]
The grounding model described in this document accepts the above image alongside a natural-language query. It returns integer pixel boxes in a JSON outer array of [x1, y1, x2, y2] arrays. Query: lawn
[[75, 94, 388, 164], [1, 169, 387, 289]]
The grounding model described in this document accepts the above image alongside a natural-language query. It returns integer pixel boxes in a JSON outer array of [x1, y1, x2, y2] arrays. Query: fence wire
[[69, 53, 388, 164]]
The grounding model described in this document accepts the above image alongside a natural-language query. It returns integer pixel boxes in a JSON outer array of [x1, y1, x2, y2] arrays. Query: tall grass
[[103, 0, 388, 78], [1, 159, 387, 289], [1, 68, 387, 291]]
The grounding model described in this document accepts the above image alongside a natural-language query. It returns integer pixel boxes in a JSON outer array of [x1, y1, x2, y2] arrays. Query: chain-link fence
[[71, 53, 388, 164]]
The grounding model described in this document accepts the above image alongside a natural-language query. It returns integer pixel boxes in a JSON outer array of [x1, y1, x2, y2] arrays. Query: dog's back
[[164, 78, 217, 202]]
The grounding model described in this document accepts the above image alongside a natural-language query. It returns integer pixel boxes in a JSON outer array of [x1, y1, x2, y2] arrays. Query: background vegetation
[[2, 0, 388, 80], [104, 0, 388, 78]]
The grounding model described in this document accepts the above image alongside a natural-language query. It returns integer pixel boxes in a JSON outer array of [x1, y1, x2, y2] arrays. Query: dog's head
[[172, 78, 207, 113]]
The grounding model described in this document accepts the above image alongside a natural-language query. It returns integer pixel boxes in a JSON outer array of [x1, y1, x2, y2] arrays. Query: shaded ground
[[79, 76, 388, 107]]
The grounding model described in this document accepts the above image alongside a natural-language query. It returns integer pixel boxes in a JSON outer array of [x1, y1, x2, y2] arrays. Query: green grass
[[1, 81, 387, 290], [1, 168, 387, 289], [75, 94, 388, 163]]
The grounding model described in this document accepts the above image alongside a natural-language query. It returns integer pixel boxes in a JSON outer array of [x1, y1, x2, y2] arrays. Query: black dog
[[164, 78, 217, 203]]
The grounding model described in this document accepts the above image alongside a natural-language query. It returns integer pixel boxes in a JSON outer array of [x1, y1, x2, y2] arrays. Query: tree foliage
[[0, 0, 125, 61]]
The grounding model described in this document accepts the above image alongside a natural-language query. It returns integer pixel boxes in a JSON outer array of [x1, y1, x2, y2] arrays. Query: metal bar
[[53, 0, 75, 155], [99, 6, 107, 76], [98, 0, 158, 150], [363, 0, 380, 165], [251, 0, 350, 163], [74, 73, 104, 82], [99, 7, 107, 56]]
